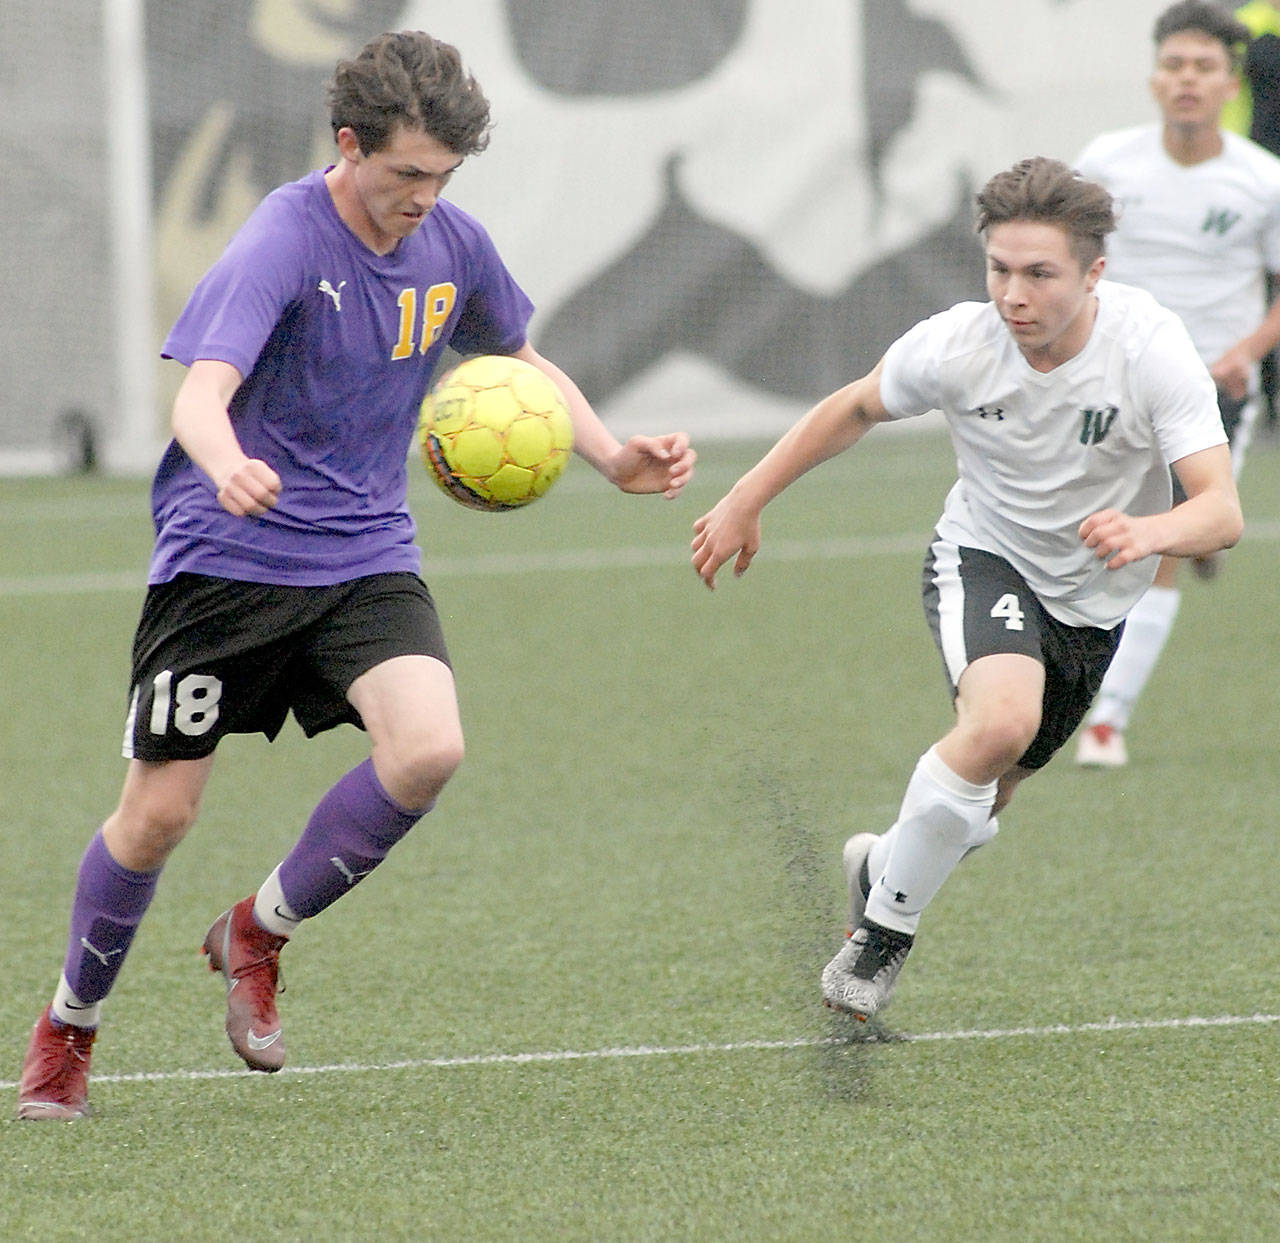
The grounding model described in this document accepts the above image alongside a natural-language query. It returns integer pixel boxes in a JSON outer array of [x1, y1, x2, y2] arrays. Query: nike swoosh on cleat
[[246, 1028, 282, 1051]]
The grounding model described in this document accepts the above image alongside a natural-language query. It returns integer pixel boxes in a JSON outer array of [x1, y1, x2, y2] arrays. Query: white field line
[[3, 520, 1280, 598], [1, 1011, 1275, 1092], [0, 534, 927, 598]]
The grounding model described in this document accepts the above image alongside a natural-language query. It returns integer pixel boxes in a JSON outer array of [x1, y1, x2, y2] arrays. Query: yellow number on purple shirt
[[391, 284, 458, 360]]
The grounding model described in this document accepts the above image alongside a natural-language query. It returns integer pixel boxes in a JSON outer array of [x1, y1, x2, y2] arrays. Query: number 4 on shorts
[[990, 593, 1025, 631]]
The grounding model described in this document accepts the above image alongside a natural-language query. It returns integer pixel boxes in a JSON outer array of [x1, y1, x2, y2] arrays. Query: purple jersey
[[154, 168, 534, 585]]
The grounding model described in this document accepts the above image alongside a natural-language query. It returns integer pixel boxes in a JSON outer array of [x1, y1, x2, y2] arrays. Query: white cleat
[[841, 833, 879, 934], [1075, 723, 1128, 768], [821, 921, 914, 1021]]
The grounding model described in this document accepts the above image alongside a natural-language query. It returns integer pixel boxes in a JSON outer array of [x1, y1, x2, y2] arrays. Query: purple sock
[[62, 830, 160, 1004], [276, 759, 425, 919]]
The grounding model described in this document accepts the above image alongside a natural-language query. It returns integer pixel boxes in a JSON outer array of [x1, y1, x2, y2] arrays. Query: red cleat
[[203, 896, 288, 1072], [17, 1006, 96, 1121]]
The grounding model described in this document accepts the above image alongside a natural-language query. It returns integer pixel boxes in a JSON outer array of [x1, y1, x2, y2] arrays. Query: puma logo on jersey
[[319, 279, 347, 310], [1079, 405, 1119, 445], [1201, 207, 1241, 236]]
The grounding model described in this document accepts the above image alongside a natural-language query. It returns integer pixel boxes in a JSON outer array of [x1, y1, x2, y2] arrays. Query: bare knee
[[949, 707, 1038, 778], [983, 709, 1041, 770], [951, 655, 1044, 781], [102, 758, 212, 871], [103, 790, 202, 871], [376, 731, 465, 811]]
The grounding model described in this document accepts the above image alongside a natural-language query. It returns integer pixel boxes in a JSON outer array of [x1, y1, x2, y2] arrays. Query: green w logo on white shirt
[[1201, 207, 1242, 236], [1079, 406, 1119, 445]]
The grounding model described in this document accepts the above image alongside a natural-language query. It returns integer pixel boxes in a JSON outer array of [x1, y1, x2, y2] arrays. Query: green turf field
[[3, 429, 1278, 1241]]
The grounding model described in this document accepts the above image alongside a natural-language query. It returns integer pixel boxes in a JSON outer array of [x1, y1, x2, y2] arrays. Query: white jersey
[[1075, 124, 1280, 380], [878, 281, 1226, 629]]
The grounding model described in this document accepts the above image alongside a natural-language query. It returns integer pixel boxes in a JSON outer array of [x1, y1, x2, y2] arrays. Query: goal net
[[0, 0, 155, 474]]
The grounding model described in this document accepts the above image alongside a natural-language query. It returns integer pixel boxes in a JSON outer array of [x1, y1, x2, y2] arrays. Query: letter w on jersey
[[1201, 207, 1241, 236], [1079, 405, 1118, 446]]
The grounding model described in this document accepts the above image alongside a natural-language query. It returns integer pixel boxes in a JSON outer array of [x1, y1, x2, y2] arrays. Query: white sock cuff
[[918, 746, 998, 806], [52, 973, 101, 1029], [254, 865, 302, 937], [1127, 584, 1181, 626]]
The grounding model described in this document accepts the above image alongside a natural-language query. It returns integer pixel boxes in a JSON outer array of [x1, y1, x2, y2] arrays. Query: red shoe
[[203, 896, 288, 1072], [17, 1006, 95, 1120]]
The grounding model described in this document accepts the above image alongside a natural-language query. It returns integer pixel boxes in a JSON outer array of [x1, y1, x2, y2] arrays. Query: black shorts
[[122, 572, 450, 761], [921, 540, 1122, 771]]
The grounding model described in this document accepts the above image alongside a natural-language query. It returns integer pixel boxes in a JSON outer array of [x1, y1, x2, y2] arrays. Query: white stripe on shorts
[[929, 536, 969, 688], [121, 685, 139, 760]]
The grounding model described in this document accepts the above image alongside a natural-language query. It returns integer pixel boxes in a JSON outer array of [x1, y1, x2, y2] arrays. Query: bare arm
[[691, 359, 892, 589], [1210, 282, 1280, 400], [1078, 443, 1243, 569], [171, 359, 281, 517], [512, 343, 695, 499]]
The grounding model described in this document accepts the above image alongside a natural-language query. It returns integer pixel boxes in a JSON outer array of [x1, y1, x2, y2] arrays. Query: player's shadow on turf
[[743, 760, 906, 1102], [818, 1013, 906, 1101]]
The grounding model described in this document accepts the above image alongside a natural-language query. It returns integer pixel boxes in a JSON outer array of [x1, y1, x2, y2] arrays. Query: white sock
[[52, 973, 100, 1029], [1087, 585, 1181, 732], [965, 814, 999, 853], [253, 865, 303, 938], [864, 747, 997, 935], [864, 813, 999, 887], [866, 829, 893, 883]]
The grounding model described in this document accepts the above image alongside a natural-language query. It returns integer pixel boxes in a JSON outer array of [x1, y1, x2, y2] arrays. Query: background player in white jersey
[[1073, 0, 1280, 767], [16, 30, 695, 1121], [691, 157, 1241, 1022]]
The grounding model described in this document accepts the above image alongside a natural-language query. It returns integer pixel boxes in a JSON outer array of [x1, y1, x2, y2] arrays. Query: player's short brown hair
[[1154, 1, 1250, 69], [329, 31, 491, 157], [975, 157, 1117, 267]]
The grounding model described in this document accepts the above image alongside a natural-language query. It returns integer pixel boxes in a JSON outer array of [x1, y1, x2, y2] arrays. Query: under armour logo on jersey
[[975, 405, 1005, 420], [1079, 405, 1119, 445], [1201, 207, 1241, 236], [318, 279, 347, 310]]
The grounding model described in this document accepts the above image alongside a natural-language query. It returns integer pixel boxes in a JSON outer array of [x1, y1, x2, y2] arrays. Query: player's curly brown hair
[[329, 31, 492, 157], [975, 157, 1117, 268]]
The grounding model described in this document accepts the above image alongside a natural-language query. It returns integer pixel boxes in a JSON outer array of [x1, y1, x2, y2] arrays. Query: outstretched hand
[[691, 494, 761, 589], [607, 432, 696, 498]]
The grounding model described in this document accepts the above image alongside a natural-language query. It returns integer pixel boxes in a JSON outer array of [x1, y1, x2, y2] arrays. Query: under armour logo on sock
[[329, 856, 372, 886], [880, 878, 908, 904]]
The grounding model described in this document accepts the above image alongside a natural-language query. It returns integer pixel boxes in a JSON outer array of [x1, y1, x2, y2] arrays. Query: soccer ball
[[419, 355, 574, 511]]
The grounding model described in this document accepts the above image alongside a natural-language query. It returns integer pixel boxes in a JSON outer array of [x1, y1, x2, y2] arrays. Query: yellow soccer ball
[[419, 355, 574, 511]]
